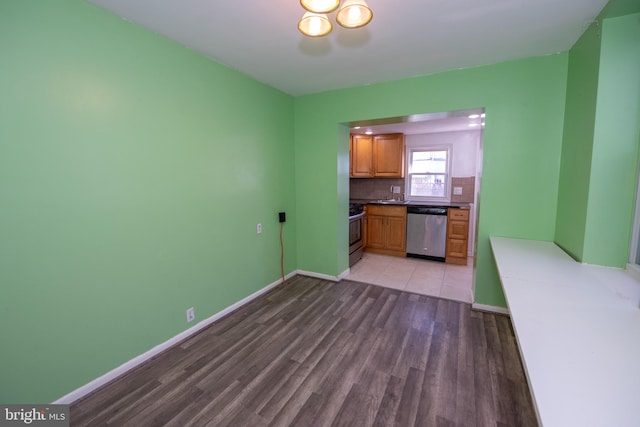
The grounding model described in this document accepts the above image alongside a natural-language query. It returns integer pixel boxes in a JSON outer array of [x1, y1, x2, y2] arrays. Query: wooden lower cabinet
[[365, 205, 407, 257], [365, 215, 385, 249], [446, 208, 470, 265]]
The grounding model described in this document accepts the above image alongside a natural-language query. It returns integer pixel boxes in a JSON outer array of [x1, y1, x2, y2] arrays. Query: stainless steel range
[[348, 203, 364, 266]]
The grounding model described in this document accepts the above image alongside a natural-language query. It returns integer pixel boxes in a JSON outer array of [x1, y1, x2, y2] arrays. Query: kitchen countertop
[[350, 198, 471, 208]]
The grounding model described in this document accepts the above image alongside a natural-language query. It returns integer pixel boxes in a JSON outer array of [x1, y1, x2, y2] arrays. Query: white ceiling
[[87, 0, 609, 97]]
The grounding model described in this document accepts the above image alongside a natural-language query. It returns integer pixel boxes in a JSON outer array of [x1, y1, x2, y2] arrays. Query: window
[[406, 147, 451, 200]]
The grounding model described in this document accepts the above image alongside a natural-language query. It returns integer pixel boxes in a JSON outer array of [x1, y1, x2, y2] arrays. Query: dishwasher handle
[[407, 206, 448, 215]]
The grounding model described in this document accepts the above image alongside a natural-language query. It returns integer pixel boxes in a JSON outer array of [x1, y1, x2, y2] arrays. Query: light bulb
[[298, 12, 332, 37], [336, 0, 373, 29], [300, 0, 340, 14], [348, 7, 361, 21], [309, 17, 321, 34]]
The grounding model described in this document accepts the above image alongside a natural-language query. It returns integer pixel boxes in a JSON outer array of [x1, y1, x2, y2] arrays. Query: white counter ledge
[[490, 237, 640, 427]]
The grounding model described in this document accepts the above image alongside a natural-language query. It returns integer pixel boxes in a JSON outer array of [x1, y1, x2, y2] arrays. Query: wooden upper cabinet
[[373, 134, 405, 178], [350, 135, 374, 177], [350, 133, 405, 178]]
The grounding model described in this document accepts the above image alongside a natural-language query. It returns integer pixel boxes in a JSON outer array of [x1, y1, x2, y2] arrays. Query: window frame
[[404, 144, 452, 202], [627, 167, 640, 279]]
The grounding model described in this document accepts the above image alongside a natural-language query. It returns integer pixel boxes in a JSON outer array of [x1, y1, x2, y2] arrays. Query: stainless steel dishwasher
[[406, 206, 448, 261]]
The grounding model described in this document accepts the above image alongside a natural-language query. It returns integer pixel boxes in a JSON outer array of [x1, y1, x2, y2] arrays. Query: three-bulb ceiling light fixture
[[298, 0, 373, 37]]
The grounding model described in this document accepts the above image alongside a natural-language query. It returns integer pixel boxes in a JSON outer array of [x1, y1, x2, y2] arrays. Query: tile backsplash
[[450, 176, 476, 203], [350, 178, 405, 200], [351, 177, 476, 202]]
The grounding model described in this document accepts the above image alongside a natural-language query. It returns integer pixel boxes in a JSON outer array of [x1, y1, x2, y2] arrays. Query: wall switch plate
[[453, 187, 463, 196], [186, 307, 195, 322], [392, 186, 401, 194], [257, 223, 262, 234]]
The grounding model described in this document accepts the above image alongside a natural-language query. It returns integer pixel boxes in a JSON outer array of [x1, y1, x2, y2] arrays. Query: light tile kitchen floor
[[346, 252, 474, 303]]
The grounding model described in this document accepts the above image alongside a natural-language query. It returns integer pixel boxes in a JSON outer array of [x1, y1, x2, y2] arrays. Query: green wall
[[294, 55, 568, 307], [554, 22, 601, 261], [600, 0, 640, 19], [556, 11, 640, 267], [583, 13, 640, 266], [0, 0, 295, 403], [3, 0, 637, 408]]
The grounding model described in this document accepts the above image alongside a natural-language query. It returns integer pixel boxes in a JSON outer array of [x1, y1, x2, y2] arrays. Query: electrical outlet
[[453, 186, 463, 196], [392, 185, 401, 194], [186, 307, 195, 322], [257, 223, 262, 234]]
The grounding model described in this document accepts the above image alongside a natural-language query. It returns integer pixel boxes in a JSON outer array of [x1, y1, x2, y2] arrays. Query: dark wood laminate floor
[[70, 275, 538, 427]]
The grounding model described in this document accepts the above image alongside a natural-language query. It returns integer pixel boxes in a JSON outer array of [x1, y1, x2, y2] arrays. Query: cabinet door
[[447, 220, 468, 240], [349, 136, 352, 177], [351, 135, 374, 177], [366, 215, 386, 249], [448, 209, 469, 221], [385, 216, 407, 252], [373, 134, 404, 177], [446, 238, 468, 259], [446, 208, 469, 264]]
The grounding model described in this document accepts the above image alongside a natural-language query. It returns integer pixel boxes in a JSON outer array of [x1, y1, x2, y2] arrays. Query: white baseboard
[[296, 269, 343, 282], [472, 303, 510, 316], [337, 268, 350, 280], [627, 263, 640, 282], [53, 270, 298, 405]]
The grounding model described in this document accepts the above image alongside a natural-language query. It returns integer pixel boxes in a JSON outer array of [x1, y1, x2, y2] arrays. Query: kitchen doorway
[[346, 108, 484, 304]]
